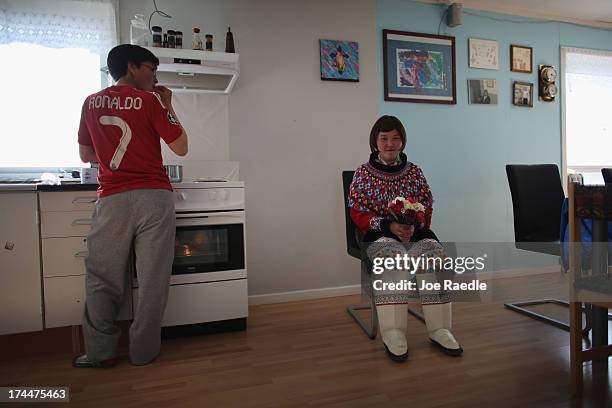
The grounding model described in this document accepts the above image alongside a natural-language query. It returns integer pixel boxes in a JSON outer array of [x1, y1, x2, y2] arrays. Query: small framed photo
[[513, 81, 533, 107], [468, 79, 498, 104], [320, 39, 359, 81], [469, 38, 499, 70], [382, 29, 456, 104], [510, 45, 532, 73]]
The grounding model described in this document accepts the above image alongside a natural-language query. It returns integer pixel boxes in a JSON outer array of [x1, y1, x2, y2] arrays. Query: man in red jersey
[[73, 44, 188, 368]]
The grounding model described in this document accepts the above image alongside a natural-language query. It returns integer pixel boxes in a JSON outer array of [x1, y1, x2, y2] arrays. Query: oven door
[[171, 210, 246, 285]]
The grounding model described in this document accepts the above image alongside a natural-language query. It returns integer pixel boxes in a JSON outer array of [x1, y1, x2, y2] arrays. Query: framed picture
[[382, 29, 456, 104], [469, 38, 499, 70], [468, 79, 498, 105], [511, 45, 532, 73], [319, 39, 359, 82], [513, 81, 533, 107]]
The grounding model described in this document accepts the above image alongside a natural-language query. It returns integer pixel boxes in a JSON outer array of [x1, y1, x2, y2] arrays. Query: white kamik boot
[[422, 302, 463, 356], [376, 304, 408, 361]]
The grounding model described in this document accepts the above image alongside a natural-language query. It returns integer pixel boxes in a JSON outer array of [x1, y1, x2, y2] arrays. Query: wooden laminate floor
[[1, 272, 611, 408]]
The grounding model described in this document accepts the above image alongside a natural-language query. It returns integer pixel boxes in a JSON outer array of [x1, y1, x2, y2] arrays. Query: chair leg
[[583, 303, 592, 336], [504, 299, 597, 336], [347, 299, 428, 338], [347, 294, 378, 340], [408, 307, 425, 323], [569, 301, 583, 396]]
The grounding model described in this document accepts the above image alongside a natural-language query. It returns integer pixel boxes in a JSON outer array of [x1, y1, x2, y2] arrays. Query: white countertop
[[0, 180, 244, 192]]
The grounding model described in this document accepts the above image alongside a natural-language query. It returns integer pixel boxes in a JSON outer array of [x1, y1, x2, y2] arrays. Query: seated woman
[[348, 115, 462, 362]]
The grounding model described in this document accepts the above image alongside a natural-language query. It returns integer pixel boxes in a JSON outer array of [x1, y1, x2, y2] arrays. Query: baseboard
[[248, 285, 361, 305]]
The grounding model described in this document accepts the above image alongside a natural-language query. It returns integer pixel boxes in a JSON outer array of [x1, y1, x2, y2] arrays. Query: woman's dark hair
[[107, 44, 159, 81], [369, 115, 407, 152]]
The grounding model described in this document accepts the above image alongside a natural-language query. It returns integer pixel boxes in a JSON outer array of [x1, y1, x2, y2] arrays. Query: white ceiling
[[425, 0, 612, 28]]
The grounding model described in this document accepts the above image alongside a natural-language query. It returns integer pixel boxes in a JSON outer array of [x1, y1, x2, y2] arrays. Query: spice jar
[[205, 34, 213, 51], [167, 30, 176, 48], [175, 31, 183, 49], [151, 26, 162, 47], [163, 33, 168, 48], [192, 27, 203, 50]]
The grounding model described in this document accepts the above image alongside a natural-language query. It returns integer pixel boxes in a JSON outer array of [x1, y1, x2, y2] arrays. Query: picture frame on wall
[[513, 81, 533, 107], [319, 39, 359, 82], [468, 79, 498, 105], [382, 29, 456, 104], [468, 38, 499, 70], [510, 44, 533, 73]]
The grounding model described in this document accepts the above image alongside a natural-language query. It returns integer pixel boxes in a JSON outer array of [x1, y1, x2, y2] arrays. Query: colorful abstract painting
[[320, 39, 359, 82], [396, 49, 445, 89], [383, 30, 456, 104]]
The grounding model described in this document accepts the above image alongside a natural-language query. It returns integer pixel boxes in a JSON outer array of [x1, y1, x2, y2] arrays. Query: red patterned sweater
[[348, 153, 433, 239]]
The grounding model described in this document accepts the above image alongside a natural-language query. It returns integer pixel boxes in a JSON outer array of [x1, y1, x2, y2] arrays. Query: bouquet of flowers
[[387, 196, 426, 227]]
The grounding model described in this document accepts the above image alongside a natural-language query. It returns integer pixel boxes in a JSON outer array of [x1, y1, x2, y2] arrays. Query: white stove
[[133, 179, 248, 336]]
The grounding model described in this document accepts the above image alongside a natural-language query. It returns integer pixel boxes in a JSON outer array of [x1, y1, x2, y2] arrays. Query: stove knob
[[219, 189, 228, 200], [176, 192, 187, 201]]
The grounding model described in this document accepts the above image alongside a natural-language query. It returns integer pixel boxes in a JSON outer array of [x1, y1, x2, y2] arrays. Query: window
[[0, 0, 116, 171], [562, 47, 612, 184]]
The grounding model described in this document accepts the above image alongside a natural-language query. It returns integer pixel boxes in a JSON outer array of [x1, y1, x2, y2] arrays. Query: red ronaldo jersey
[[78, 85, 183, 198]]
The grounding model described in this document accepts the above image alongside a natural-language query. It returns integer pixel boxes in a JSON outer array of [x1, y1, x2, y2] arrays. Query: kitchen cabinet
[[39, 191, 132, 328], [44, 274, 132, 328], [0, 191, 43, 335]]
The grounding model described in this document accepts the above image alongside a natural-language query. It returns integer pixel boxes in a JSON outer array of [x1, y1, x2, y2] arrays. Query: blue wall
[[377, 0, 612, 243]]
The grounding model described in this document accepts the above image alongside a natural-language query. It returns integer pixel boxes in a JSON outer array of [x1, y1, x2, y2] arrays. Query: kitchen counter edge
[[0, 184, 99, 192]]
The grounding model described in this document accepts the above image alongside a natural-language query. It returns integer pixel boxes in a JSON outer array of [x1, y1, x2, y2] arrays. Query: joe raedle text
[[372, 279, 487, 291]]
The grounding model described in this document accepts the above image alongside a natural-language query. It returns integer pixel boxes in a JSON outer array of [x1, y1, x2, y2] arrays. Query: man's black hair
[[107, 44, 159, 81]]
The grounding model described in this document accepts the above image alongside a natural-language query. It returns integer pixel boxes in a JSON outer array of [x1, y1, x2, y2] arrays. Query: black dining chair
[[342, 170, 378, 339], [342, 171, 428, 339], [506, 164, 568, 328], [505, 164, 593, 333], [601, 168, 612, 184]]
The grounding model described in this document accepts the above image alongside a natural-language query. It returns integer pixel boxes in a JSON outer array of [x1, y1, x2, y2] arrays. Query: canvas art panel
[[320, 39, 359, 81]]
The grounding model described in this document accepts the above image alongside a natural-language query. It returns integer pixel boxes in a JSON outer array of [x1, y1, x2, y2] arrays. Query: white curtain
[[562, 47, 612, 180], [0, 0, 117, 53]]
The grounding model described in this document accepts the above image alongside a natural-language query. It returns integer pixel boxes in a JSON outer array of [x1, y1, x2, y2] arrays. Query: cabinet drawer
[[39, 191, 97, 212], [44, 275, 132, 328], [42, 237, 88, 277], [41, 211, 93, 238]]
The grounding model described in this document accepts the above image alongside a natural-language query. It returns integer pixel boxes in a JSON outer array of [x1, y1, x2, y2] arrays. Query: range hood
[[145, 47, 239, 94]]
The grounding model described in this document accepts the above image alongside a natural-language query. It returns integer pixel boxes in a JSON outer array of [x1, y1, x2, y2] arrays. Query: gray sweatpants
[[82, 189, 175, 365]]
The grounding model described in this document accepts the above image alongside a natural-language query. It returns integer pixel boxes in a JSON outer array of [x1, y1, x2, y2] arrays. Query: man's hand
[[153, 85, 173, 108], [389, 222, 414, 242]]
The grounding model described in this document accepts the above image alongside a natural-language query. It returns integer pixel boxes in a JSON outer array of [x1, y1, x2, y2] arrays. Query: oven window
[[173, 224, 244, 274]]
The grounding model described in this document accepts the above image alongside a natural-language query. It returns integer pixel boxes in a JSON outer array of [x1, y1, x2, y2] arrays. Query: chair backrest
[[342, 170, 362, 259], [506, 164, 565, 243], [602, 168, 612, 184]]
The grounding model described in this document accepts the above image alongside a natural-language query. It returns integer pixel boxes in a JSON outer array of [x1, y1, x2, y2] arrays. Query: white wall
[[119, 0, 378, 295]]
